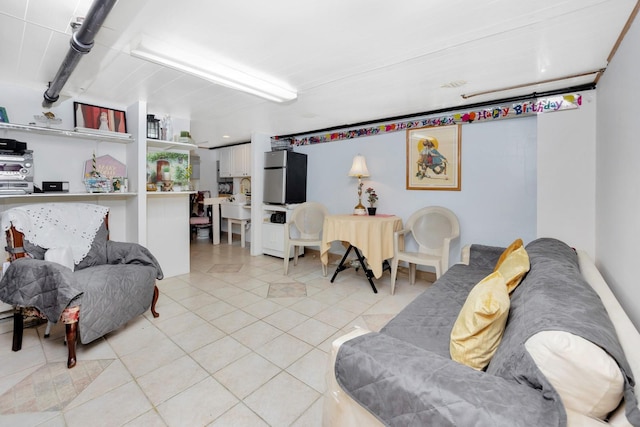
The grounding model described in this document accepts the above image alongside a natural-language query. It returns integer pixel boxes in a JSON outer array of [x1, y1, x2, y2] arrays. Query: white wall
[[537, 91, 597, 257], [596, 15, 640, 329], [0, 83, 130, 193], [250, 133, 272, 256], [294, 116, 538, 267], [194, 147, 218, 192], [0, 83, 131, 239], [0, 87, 195, 278]]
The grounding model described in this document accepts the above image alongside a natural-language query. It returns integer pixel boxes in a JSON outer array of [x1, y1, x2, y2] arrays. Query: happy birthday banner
[[273, 93, 581, 147]]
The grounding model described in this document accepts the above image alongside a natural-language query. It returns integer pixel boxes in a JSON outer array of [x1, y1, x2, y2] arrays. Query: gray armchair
[[0, 203, 162, 368]]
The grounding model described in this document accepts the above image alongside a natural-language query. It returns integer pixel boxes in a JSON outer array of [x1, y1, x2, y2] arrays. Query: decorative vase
[[367, 207, 377, 216]]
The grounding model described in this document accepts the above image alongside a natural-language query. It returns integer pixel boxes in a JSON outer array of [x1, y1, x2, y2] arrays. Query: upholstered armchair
[[0, 203, 163, 368]]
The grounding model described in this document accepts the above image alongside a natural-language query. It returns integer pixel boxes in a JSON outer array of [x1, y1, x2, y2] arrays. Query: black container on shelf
[[146, 114, 160, 139]]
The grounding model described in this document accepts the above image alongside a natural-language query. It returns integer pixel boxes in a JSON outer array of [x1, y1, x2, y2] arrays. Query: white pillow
[[525, 330, 624, 420], [45, 247, 75, 272]]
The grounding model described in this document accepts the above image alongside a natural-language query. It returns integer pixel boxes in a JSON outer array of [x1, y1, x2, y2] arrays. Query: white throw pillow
[[45, 247, 75, 272], [525, 330, 624, 420]]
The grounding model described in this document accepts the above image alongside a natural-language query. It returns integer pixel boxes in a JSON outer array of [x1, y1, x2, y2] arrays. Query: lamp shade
[[348, 155, 370, 177]]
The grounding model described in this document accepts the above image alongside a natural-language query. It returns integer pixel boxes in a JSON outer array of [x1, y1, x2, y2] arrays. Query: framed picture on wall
[[0, 107, 9, 123], [406, 123, 461, 191], [73, 102, 128, 134]]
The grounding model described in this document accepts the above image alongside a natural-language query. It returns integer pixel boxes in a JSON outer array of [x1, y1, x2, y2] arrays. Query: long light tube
[[130, 44, 297, 103]]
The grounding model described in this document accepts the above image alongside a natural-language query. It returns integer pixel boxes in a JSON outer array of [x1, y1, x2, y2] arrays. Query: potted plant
[[162, 165, 171, 181], [365, 187, 378, 215]]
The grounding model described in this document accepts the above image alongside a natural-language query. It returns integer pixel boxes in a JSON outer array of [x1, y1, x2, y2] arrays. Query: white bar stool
[[204, 197, 225, 245], [227, 218, 250, 247]]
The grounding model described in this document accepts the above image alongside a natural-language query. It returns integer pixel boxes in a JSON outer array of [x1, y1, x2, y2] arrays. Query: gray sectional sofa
[[324, 238, 640, 426]]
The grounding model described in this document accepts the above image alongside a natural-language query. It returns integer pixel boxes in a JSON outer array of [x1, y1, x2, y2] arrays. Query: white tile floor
[[0, 237, 431, 426]]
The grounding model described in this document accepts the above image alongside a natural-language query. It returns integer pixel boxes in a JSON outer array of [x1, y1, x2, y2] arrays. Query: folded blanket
[[0, 258, 83, 322]]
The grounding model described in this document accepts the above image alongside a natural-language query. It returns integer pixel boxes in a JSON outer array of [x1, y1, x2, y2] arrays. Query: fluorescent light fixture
[[130, 41, 297, 103]]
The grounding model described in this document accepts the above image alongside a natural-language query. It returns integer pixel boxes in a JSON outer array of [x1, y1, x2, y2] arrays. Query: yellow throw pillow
[[494, 239, 530, 293], [494, 238, 524, 271], [450, 271, 511, 370]]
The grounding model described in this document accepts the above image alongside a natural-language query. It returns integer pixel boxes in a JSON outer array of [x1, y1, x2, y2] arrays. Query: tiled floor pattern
[[0, 359, 113, 413], [0, 237, 432, 426], [268, 283, 307, 298]]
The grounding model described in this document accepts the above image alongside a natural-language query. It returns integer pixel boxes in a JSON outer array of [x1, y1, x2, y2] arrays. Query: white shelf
[[146, 191, 195, 197], [0, 122, 133, 143], [146, 138, 197, 150], [0, 192, 137, 199]]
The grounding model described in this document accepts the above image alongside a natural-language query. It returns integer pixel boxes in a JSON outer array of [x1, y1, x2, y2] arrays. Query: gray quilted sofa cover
[[334, 238, 640, 426], [0, 223, 163, 344]]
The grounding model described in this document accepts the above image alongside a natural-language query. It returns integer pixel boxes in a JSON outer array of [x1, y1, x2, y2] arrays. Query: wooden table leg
[[66, 322, 77, 369], [12, 311, 23, 352], [151, 285, 160, 318]]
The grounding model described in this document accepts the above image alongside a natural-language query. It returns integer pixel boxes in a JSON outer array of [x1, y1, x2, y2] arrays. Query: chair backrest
[[5, 212, 109, 262], [406, 206, 460, 257], [289, 202, 328, 240], [191, 190, 212, 218]]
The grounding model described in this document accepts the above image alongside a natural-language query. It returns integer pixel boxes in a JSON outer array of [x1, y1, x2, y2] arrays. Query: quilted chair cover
[[0, 204, 163, 344]]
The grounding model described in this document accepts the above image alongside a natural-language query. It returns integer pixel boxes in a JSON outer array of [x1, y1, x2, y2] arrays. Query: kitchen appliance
[[263, 151, 307, 205]]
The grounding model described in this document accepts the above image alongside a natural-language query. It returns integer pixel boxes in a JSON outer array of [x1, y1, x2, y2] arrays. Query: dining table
[[320, 214, 403, 293]]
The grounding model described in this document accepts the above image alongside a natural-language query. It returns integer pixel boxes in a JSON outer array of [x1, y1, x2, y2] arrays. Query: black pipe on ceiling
[[42, 0, 118, 107]]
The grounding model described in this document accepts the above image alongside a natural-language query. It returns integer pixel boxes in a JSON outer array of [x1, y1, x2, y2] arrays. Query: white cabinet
[[219, 147, 232, 178], [231, 144, 251, 177], [219, 144, 251, 178], [262, 204, 296, 258]]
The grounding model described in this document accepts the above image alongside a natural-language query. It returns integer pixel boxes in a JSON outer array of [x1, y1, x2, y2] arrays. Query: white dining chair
[[390, 206, 460, 294], [284, 202, 328, 276]]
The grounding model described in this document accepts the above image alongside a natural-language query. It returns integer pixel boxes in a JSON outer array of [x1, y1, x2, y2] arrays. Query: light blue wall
[[294, 116, 537, 266], [596, 11, 640, 329]]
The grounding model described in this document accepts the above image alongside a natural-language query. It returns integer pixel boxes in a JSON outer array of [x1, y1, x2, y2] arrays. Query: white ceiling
[[0, 0, 637, 147]]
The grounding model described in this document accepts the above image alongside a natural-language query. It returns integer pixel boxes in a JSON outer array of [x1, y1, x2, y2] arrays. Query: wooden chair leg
[[65, 322, 77, 369], [151, 285, 160, 318], [12, 311, 23, 352]]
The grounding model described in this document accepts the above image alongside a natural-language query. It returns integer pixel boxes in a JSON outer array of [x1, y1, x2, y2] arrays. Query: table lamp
[[349, 154, 370, 215]]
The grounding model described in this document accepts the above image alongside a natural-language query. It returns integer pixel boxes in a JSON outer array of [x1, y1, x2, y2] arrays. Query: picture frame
[[0, 107, 9, 123], [73, 102, 127, 134], [406, 124, 461, 191]]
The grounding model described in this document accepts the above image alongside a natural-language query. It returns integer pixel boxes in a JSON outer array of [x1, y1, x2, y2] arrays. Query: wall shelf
[[0, 122, 133, 143], [146, 191, 195, 197], [0, 192, 137, 200], [146, 138, 197, 150]]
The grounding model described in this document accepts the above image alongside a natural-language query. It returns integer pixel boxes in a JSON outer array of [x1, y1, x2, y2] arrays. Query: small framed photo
[[112, 176, 128, 193], [74, 102, 127, 133], [406, 124, 461, 191], [0, 107, 9, 123]]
